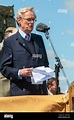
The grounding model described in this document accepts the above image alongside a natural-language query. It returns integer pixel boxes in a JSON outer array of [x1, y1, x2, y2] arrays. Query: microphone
[[36, 22, 50, 33]]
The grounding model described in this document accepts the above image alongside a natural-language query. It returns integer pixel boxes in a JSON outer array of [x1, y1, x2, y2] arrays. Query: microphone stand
[[44, 31, 70, 94]]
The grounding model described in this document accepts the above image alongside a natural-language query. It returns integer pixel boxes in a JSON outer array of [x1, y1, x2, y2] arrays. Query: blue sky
[[0, 0, 74, 93]]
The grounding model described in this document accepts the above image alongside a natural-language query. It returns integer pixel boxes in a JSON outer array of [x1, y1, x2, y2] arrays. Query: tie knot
[[25, 34, 30, 41]]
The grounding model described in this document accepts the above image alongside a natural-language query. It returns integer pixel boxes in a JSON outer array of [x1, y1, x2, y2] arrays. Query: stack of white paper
[[31, 66, 54, 84]]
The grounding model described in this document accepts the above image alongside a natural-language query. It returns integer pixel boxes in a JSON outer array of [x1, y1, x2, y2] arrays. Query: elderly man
[[0, 6, 49, 96]]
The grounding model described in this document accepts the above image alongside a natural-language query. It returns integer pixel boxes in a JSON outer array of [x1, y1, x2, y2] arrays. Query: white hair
[[16, 7, 36, 19]]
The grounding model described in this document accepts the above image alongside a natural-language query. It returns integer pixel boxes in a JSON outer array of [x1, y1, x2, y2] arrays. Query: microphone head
[[36, 22, 50, 33]]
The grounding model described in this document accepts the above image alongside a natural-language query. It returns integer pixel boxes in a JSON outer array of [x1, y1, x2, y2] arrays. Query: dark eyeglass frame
[[22, 17, 37, 22]]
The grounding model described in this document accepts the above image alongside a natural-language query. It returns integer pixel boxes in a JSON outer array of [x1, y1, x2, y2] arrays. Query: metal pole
[[44, 31, 70, 89]]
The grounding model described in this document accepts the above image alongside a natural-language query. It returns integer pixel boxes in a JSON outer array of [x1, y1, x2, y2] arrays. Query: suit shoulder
[[31, 33, 42, 38], [4, 32, 17, 43]]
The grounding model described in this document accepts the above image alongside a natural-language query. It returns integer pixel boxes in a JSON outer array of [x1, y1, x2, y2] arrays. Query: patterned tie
[[25, 34, 30, 41]]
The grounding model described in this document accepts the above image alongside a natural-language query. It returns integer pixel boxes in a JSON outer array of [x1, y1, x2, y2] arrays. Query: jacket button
[[23, 43, 25, 46]]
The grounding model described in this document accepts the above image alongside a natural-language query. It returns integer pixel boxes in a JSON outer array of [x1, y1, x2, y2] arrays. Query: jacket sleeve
[[0, 39, 19, 81]]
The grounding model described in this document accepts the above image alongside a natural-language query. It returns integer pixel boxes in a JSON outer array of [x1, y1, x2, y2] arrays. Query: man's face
[[19, 11, 36, 34]]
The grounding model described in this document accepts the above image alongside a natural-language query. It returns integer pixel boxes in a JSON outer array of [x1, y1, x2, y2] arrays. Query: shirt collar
[[18, 29, 31, 39]]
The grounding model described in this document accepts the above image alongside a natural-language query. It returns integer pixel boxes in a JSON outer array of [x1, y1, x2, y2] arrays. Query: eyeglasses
[[22, 18, 37, 22]]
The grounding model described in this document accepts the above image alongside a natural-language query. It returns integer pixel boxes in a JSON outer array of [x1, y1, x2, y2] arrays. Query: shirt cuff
[[18, 70, 22, 79]]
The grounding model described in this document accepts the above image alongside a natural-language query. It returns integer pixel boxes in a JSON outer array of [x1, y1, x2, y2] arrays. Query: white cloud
[[46, 50, 54, 59], [59, 76, 67, 81], [65, 30, 74, 35], [61, 58, 74, 68], [65, 0, 74, 16]]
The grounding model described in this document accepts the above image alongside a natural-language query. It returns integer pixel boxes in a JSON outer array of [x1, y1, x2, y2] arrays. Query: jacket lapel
[[31, 34, 39, 54], [16, 32, 32, 56], [31, 34, 40, 63], [15, 32, 40, 57]]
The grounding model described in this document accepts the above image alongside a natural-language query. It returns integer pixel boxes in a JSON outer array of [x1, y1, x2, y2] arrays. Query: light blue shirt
[[19, 29, 31, 40]]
